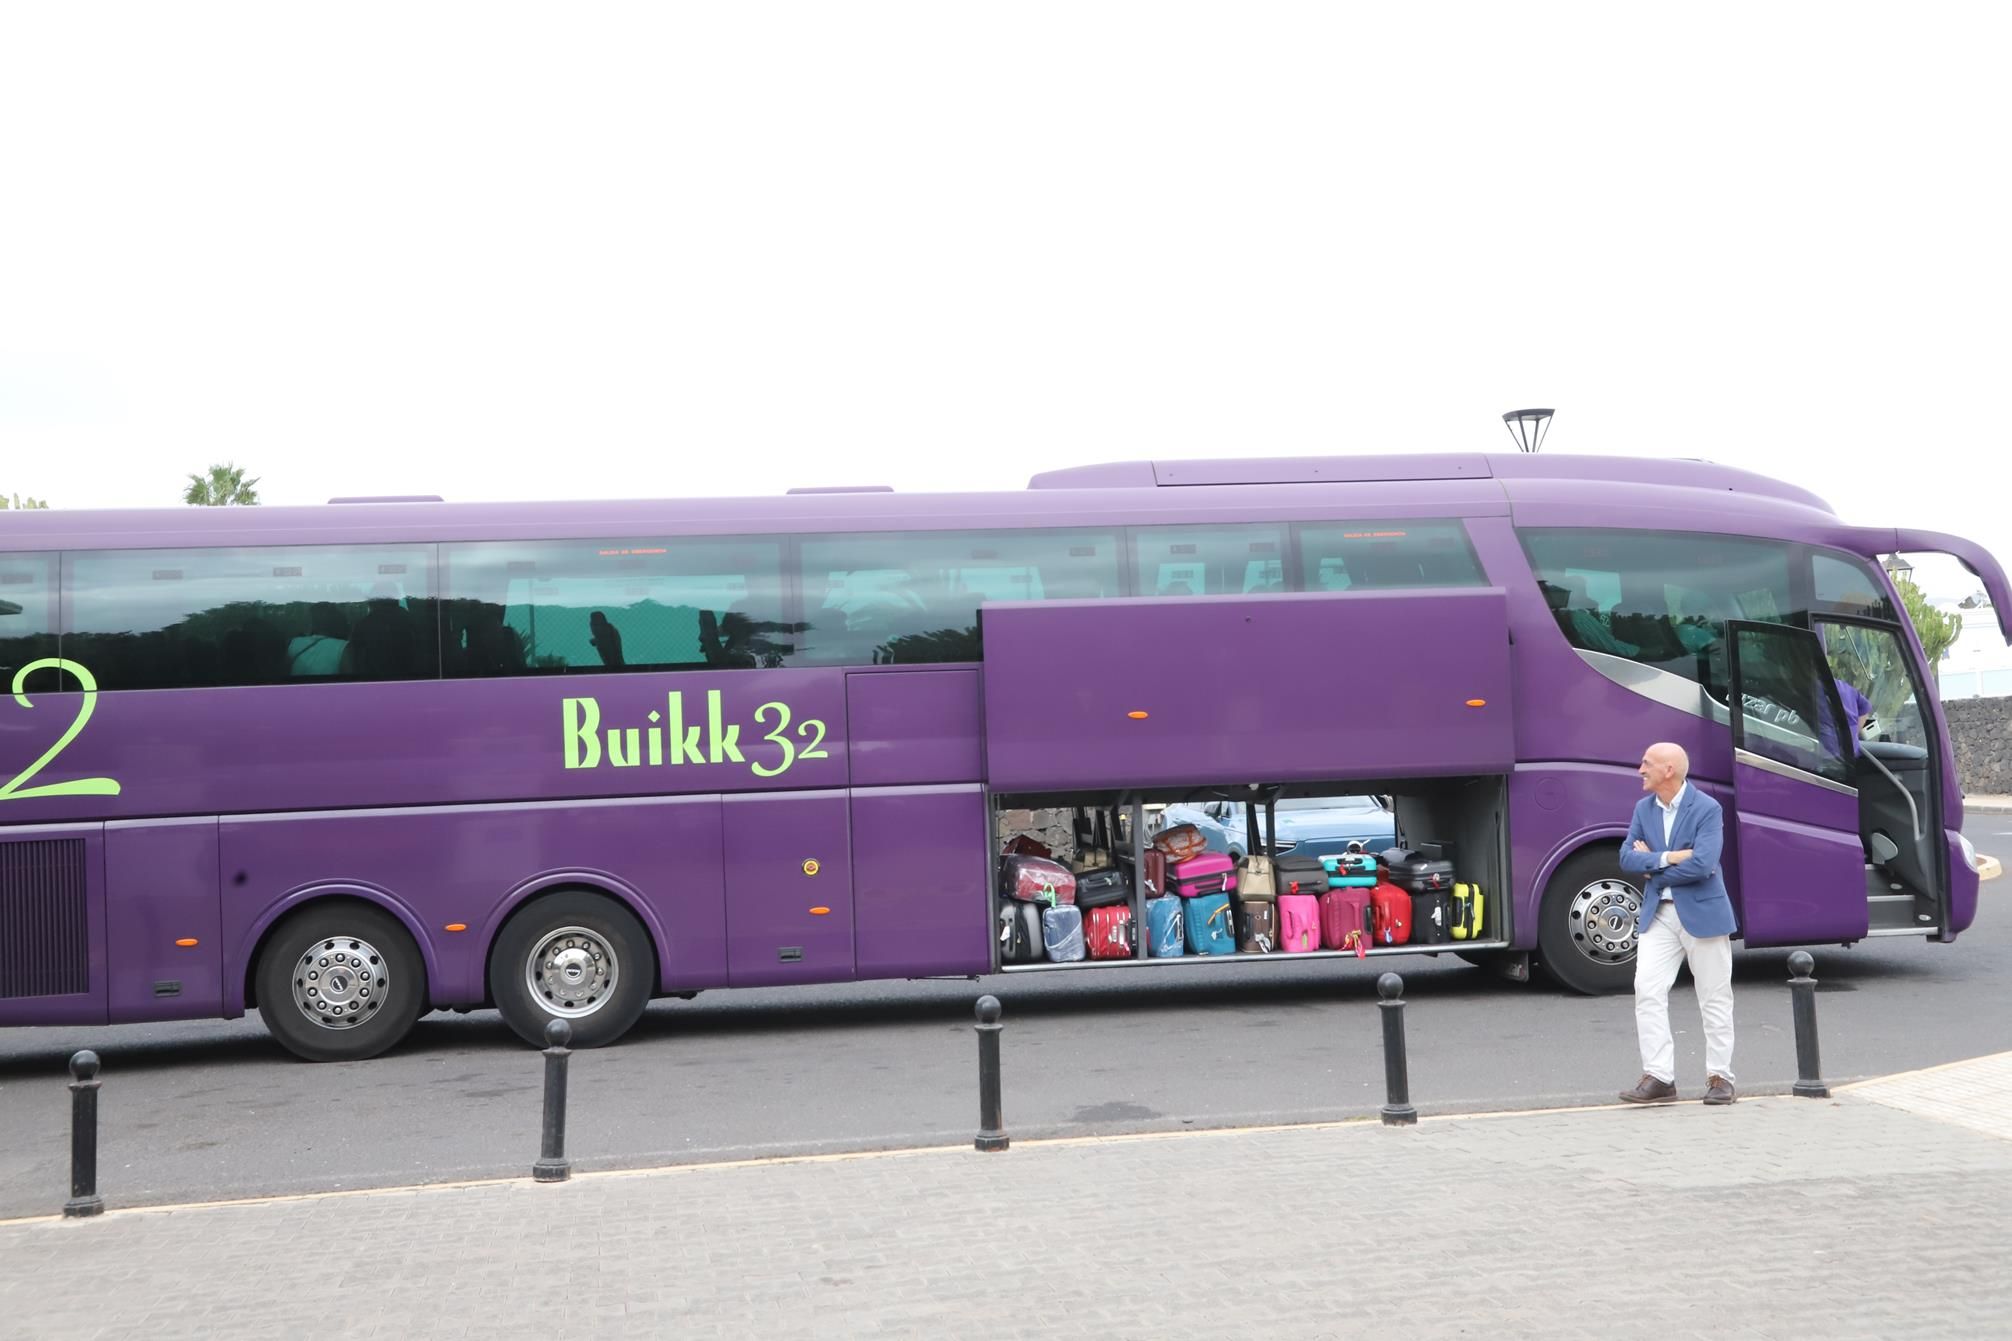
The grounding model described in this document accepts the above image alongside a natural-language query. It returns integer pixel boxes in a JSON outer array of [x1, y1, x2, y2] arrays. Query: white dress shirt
[[1654, 783, 1687, 902]]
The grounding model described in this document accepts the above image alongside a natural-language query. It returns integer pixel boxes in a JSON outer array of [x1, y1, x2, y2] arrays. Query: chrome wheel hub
[[1568, 879, 1642, 966], [291, 937, 389, 1030], [527, 926, 618, 1018]]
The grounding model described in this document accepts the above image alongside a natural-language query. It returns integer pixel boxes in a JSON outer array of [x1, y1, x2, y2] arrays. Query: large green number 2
[[0, 659, 122, 802]]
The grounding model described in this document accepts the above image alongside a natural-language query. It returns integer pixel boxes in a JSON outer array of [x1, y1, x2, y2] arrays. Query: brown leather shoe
[[1703, 1075, 1736, 1105], [1619, 1074, 1678, 1104]]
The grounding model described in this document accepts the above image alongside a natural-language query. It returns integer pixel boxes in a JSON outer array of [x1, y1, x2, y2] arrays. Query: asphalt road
[[3, 818, 2008, 1221]]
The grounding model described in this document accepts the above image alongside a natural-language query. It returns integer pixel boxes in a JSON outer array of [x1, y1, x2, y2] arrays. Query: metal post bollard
[[975, 995, 1008, 1152], [1377, 973, 1417, 1127], [65, 1050, 104, 1218], [534, 1019, 573, 1182], [1788, 952, 1830, 1099]]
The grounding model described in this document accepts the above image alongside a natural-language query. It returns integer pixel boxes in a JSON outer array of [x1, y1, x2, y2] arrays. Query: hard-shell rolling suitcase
[[1276, 854, 1327, 898], [1236, 896, 1277, 954], [999, 902, 1044, 964], [1001, 855, 1076, 906], [1147, 895, 1186, 958], [1410, 889, 1452, 946], [1324, 874, 1376, 889], [1121, 850, 1168, 900], [1086, 904, 1135, 960], [1379, 848, 1454, 895], [1370, 882, 1413, 946], [1041, 904, 1087, 962], [1277, 893, 1321, 953], [1075, 866, 1133, 910], [1450, 883, 1486, 940], [1322, 853, 1379, 879], [1169, 852, 1236, 898], [1319, 887, 1374, 956], [1185, 892, 1237, 955]]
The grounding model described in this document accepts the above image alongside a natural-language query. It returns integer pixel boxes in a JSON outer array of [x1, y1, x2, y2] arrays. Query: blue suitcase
[[1041, 905, 1086, 962], [1185, 892, 1236, 955], [1147, 895, 1185, 958]]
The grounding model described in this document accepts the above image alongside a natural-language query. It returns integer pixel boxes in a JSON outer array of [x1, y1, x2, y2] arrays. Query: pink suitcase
[[1319, 888, 1373, 956], [1168, 852, 1235, 898], [1277, 893, 1321, 953]]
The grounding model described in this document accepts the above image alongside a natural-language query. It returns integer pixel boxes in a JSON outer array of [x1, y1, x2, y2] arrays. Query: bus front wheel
[[1536, 850, 1642, 996], [255, 903, 427, 1062], [490, 890, 655, 1049]]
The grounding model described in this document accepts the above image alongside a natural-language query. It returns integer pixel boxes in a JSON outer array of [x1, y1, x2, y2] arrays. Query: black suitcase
[[1410, 889, 1453, 945], [1380, 848, 1455, 894], [1276, 854, 1326, 898], [1074, 866, 1133, 909], [998, 901, 1044, 964]]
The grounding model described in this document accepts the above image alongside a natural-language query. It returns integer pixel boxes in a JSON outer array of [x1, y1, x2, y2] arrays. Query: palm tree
[[184, 463, 261, 506], [0, 493, 49, 509]]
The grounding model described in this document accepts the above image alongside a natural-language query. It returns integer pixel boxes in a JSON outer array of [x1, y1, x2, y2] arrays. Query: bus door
[[1724, 620, 1868, 947], [1811, 614, 1949, 935]]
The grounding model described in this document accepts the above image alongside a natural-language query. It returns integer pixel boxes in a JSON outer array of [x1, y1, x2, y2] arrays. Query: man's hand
[[1632, 841, 1651, 854]]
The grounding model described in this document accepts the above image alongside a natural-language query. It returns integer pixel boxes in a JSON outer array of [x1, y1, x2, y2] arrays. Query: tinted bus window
[[1813, 551, 1898, 623], [799, 529, 1122, 665], [1298, 520, 1484, 590], [0, 553, 59, 689], [63, 546, 439, 690], [442, 537, 789, 676], [1519, 529, 1796, 700], [1132, 525, 1287, 598]]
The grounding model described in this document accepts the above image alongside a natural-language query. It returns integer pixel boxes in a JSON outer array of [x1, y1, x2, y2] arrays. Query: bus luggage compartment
[[979, 590, 1513, 793]]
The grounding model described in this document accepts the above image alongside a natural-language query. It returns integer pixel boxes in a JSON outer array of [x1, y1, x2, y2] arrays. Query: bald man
[[1616, 742, 1739, 1105]]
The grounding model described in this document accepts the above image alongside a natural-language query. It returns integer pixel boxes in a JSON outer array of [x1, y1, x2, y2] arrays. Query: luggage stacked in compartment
[[1166, 851, 1235, 956], [995, 840, 1076, 965], [1235, 854, 1277, 954]]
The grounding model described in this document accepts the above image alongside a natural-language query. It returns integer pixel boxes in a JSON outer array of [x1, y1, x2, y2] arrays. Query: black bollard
[[65, 1050, 104, 1218], [975, 995, 1008, 1152], [534, 1019, 573, 1183], [1377, 973, 1417, 1127], [1788, 952, 1830, 1099]]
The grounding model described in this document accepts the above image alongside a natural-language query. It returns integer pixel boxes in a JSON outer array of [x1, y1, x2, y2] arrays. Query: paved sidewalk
[[3, 1056, 2010, 1340]]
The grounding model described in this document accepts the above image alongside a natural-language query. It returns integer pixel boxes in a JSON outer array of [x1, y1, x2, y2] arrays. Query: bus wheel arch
[[249, 896, 431, 1062], [486, 885, 658, 1050], [1535, 844, 1643, 996]]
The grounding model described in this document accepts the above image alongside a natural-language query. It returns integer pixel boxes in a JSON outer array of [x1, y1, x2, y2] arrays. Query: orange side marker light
[[1465, 699, 1487, 708], [444, 923, 468, 933], [809, 906, 832, 916], [174, 938, 200, 948], [1127, 711, 1150, 720]]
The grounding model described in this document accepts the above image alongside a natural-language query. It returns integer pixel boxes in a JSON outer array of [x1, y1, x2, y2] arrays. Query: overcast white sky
[[1, 3, 2004, 602]]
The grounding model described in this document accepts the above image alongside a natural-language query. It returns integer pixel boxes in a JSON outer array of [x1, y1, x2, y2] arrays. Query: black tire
[[255, 903, 427, 1062], [1535, 848, 1643, 995], [489, 890, 655, 1049]]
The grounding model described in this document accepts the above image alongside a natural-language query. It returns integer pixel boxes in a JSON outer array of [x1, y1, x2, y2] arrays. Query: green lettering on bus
[[0, 659, 123, 802]]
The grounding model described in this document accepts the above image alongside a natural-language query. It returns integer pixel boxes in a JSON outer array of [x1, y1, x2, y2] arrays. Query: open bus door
[[1724, 620, 1869, 947]]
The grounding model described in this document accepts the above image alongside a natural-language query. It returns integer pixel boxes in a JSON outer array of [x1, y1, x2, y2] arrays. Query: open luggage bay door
[[979, 589, 1514, 792], [1724, 620, 1869, 947]]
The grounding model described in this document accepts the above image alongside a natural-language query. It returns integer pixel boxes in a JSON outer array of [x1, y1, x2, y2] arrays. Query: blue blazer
[[1618, 787, 1738, 939]]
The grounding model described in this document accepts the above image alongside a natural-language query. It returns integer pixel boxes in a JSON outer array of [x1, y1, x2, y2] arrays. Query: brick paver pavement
[[3, 1071, 2009, 1340]]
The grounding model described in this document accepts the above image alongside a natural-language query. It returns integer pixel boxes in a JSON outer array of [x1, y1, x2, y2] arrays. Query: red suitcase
[[1370, 882, 1413, 946], [1319, 887, 1373, 956], [1085, 905, 1135, 960]]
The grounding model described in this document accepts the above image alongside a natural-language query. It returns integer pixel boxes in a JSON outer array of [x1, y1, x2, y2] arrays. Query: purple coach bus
[[2, 453, 2006, 1061]]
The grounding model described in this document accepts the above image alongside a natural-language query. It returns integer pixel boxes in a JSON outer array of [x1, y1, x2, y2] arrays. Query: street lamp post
[[1502, 408, 1554, 453]]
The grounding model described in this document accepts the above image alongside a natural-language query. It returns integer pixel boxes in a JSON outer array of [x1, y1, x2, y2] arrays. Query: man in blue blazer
[[1616, 742, 1738, 1106]]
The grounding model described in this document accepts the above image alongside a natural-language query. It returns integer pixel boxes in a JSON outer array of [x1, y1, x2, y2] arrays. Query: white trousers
[[1634, 902, 1735, 1084]]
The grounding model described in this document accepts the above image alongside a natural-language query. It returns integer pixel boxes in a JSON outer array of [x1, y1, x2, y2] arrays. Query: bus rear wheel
[[255, 903, 427, 1062], [1536, 850, 1642, 996], [490, 890, 655, 1049]]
